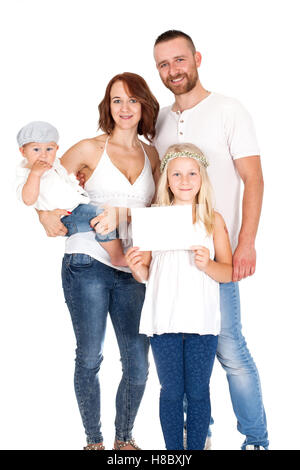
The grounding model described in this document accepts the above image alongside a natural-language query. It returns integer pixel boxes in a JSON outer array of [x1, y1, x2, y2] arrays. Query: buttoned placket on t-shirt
[[174, 109, 193, 142]]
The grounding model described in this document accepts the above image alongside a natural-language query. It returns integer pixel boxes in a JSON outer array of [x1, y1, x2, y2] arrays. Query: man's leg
[[217, 282, 268, 449]]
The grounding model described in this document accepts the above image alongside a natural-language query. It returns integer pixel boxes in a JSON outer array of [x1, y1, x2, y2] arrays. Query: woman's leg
[[61, 254, 114, 444], [108, 270, 149, 442], [150, 334, 185, 450], [184, 334, 218, 450]]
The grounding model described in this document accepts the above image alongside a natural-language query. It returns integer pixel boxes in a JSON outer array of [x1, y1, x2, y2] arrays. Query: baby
[[16, 121, 127, 266]]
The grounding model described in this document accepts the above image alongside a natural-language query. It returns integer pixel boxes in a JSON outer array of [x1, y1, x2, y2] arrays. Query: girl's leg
[[184, 334, 218, 450], [109, 270, 149, 442], [150, 334, 185, 450], [61, 254, 114, 444]]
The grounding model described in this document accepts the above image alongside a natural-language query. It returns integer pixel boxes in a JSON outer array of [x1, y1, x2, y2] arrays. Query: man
[[153, 30, 268, 450]]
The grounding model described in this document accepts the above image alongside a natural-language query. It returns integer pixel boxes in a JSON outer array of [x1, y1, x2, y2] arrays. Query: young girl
[[125, 143, 233, 450]]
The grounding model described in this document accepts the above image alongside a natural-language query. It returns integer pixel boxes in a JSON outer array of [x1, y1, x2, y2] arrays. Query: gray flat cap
[[17, 121, 59, 147]]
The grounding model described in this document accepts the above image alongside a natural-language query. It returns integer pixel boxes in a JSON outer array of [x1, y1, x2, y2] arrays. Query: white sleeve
[[223, 100, 260, 160], [15, 172, 27, 204]]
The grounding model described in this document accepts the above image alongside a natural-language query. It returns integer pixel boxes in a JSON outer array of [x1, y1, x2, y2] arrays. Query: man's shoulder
[[208, 92, 248, 115], [158, 104, 172, 118], [156, 105, 173, 134]]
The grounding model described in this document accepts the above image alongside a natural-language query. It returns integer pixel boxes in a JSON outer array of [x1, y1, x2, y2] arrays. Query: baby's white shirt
[[16, 157, 90, 211]]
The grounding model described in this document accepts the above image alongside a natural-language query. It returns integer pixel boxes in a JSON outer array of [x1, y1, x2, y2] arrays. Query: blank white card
[[131, 205, 204, 251]]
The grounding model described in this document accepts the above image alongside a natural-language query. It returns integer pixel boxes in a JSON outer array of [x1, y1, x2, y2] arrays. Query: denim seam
[[110, 285, 132, 442], [62, 256, 103, 444], [220, 283, 267, 446]]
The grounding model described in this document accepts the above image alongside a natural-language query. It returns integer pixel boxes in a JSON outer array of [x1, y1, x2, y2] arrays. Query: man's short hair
[[154, 30, 196, 53]]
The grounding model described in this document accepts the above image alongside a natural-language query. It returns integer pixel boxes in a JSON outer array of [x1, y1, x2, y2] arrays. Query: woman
[[38, 72, 160, 450]]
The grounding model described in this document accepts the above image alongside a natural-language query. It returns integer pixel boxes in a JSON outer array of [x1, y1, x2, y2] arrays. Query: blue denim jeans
[[61, 254, 149, 444], [61, 204, 118, 242], [151, 333, 218, 450], [217, 282, 269, 449]]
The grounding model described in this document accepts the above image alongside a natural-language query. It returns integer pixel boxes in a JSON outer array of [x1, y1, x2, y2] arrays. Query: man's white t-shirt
[[154, 92, 260, 251]]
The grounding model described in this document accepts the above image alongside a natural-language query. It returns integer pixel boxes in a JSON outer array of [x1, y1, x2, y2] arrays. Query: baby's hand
[[31, 159, 52, 176], [190, 245, 210, 272]]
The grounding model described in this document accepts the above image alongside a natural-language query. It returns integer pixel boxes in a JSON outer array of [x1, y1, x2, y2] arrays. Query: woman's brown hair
[[98, 72, 159, 142]]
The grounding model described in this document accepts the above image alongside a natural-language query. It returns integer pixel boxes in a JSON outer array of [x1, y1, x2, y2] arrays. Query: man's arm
[[233, 155, 264, 281]]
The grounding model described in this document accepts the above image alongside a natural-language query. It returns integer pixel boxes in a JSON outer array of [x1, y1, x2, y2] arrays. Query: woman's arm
[[37, 208, 70, 237], [144, 144, 161, 203], [125, 247, 152, 283], [191, 212, 233, 283], [60, 139, 98, 175]]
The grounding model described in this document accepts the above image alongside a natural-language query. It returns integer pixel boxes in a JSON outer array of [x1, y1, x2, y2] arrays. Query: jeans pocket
[[69, 253, 93, 267]]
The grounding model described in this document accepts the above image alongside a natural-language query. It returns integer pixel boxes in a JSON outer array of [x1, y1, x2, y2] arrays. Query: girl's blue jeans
[[150, 333, 218, 450], [61, 203, 117, 241], [183, 282, 268, 449], [61, 254, 149, 444]]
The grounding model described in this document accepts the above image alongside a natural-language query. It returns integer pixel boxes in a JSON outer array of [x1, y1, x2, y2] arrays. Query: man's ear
[[195, 51, 202, 68]]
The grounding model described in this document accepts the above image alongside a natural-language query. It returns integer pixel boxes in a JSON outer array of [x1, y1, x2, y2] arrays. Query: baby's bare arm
[[22, 161, 52, 205]]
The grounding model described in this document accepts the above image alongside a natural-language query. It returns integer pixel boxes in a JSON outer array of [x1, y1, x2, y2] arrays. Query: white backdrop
[[1, 0, 299, 450]]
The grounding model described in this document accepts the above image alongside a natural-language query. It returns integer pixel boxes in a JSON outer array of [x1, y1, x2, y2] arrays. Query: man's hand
[[38, 209, 70, 237], [232, 241, 256, 282], [76, 170, 86, 188]]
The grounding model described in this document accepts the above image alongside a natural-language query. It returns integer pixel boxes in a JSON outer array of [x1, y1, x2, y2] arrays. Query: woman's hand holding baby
[[90, 207, 118, 235], [38, 209, 69, 237]]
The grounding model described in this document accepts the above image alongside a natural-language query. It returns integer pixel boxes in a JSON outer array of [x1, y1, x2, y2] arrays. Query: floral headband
[[160, 150, 209, 173]]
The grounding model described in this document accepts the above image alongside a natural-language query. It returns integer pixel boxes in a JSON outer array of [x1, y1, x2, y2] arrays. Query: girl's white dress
[[139, 221, 221, 337]]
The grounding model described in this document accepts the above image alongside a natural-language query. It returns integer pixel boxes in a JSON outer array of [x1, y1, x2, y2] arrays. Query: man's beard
[[164, 71, 198, 95]]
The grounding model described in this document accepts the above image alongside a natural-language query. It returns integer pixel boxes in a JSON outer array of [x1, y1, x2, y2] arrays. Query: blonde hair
[[155, 143, 215, 235]]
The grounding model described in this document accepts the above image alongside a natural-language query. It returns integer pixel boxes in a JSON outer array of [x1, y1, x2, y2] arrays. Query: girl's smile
[[167, 157, 201, 205]]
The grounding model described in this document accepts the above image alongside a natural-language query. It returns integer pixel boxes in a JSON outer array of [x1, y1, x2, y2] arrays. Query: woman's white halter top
[[65, 137, 155, 271]]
